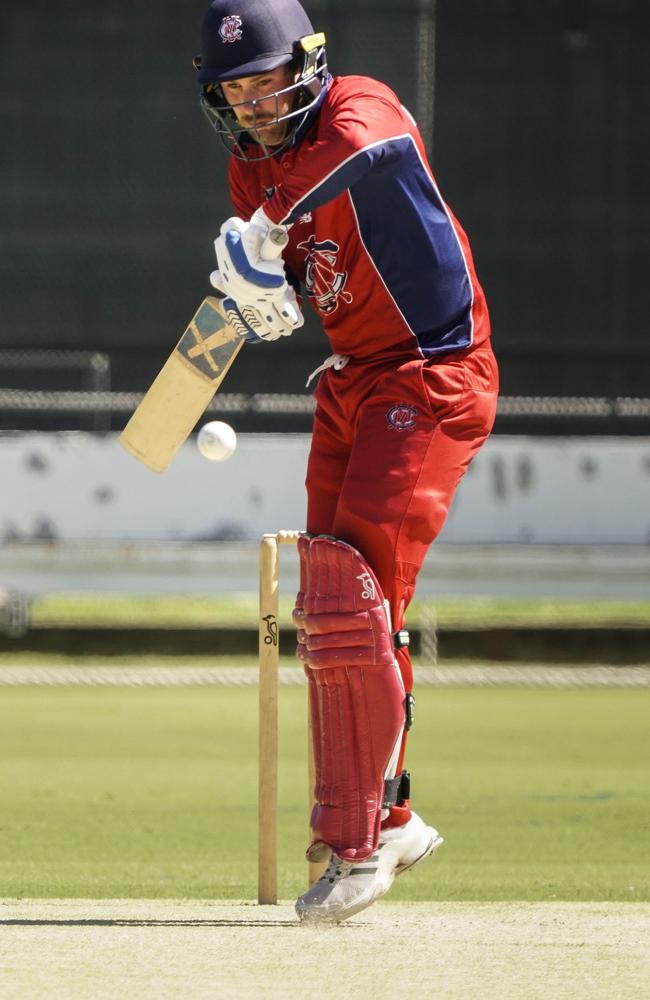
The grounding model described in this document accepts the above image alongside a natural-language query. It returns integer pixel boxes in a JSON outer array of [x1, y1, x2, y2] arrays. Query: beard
[[248, 120, 288, 147]]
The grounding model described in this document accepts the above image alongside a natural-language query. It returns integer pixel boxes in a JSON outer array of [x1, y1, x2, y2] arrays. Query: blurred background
[[1, 0, 649, 612]]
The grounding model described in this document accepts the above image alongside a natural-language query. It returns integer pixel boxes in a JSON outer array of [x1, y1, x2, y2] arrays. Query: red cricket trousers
[[305, 342, 499, 819]]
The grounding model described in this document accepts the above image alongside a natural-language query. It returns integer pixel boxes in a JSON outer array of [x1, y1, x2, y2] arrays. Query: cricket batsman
[[194, 0, 499, 923]]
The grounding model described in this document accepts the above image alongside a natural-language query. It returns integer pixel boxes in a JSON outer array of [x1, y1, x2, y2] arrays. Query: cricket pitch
[[1, 899, 649, 999]]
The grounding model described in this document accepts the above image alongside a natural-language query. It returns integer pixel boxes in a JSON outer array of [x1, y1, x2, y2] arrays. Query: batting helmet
[[193, 0, 328, 159]]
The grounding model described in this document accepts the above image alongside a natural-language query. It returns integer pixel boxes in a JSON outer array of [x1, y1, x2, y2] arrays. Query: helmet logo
[[219, 15, 243, 44]]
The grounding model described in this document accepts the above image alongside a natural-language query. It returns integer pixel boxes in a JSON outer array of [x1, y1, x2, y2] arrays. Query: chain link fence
[[2, 382, 649, 433]]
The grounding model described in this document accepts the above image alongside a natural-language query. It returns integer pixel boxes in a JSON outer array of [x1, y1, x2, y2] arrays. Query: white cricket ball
[[197, 421, 237, 462]]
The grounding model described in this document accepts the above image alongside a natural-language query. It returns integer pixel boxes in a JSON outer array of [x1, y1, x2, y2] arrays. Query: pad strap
[[393, 629, 410, 649], [382, 769, 411, 809]]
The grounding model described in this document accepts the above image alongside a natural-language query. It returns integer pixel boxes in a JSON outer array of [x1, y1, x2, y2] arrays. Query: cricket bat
[[119, 296, 243, 473], [120, 223, 289, 472]]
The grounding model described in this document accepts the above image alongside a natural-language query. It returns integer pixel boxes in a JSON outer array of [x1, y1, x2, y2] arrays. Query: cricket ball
[[197, 421, 237, 462]]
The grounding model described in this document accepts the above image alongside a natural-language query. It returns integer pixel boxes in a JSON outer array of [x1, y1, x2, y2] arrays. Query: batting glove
[[214, 208, 291, 307], [219, 294, 303, 343]]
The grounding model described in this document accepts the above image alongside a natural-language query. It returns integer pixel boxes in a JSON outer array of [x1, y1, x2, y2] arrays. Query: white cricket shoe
[[295, 811, 443, 925]]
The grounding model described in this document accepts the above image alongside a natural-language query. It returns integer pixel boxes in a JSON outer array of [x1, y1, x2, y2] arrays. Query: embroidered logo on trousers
[[386, 404, 418, 431]]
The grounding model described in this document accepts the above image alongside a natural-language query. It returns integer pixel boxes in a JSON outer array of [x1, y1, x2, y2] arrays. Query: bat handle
[[260, 226, 289, 261]]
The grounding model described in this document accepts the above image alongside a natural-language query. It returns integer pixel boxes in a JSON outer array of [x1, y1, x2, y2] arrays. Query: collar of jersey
[[288, 73, 332, 148]]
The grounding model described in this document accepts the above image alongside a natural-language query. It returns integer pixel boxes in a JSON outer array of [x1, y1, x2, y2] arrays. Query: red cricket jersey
[[228, 75, 491, 361]]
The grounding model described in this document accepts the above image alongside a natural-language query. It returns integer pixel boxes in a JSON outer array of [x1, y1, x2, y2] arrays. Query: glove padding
[[219, 294, 303, 343], [213, 208, 291, 306]]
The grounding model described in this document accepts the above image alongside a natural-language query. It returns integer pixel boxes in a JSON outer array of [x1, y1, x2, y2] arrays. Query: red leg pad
[[295, 536, 406, 862]]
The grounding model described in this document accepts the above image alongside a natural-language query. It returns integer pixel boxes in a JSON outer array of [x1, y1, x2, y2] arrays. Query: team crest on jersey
[[387, 404, 418, 432], [219, 15, 243, 43], [297, 235, 353, 314]]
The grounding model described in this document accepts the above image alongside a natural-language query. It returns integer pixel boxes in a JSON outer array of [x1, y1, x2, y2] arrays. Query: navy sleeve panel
[[349, 138, 474, 354], [265, 76, 424, 227], [280, 134, 411, 224]]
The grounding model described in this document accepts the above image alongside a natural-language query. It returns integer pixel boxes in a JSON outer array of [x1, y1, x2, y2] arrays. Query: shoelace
[[305, 353, 350, 388], [319, 850, 383, 884], [319, 856, 355, 885]]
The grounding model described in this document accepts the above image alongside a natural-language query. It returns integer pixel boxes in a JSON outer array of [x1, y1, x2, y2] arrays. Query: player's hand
[[213, 208, 291, 306], [219, 294, 303, 343], [209, 257, 301, 335]]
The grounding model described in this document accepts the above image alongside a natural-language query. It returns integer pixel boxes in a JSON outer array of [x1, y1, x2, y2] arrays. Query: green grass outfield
[[0, 683, 648, 902], [30, 593, 650, 628]]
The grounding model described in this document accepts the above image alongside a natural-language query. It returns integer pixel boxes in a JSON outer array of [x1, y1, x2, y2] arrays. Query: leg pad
[[295, 535, 406, 861]]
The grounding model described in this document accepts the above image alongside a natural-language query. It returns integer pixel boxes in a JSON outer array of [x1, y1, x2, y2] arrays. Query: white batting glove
[[218, 292, 304, 342], [213, 208, 291, 307]]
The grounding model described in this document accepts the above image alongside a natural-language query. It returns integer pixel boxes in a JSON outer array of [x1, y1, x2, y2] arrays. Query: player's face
[[220, 65, 298, 147]]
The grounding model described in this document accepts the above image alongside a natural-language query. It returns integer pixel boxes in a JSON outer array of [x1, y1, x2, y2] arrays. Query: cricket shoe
[[295, 811, 443, 925]]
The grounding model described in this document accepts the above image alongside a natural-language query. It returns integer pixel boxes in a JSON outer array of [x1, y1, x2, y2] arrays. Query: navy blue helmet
[[194, 0, 328, 159]]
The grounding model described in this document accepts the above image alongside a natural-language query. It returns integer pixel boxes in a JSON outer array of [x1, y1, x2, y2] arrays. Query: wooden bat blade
[[119, 296, 244, 473]]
